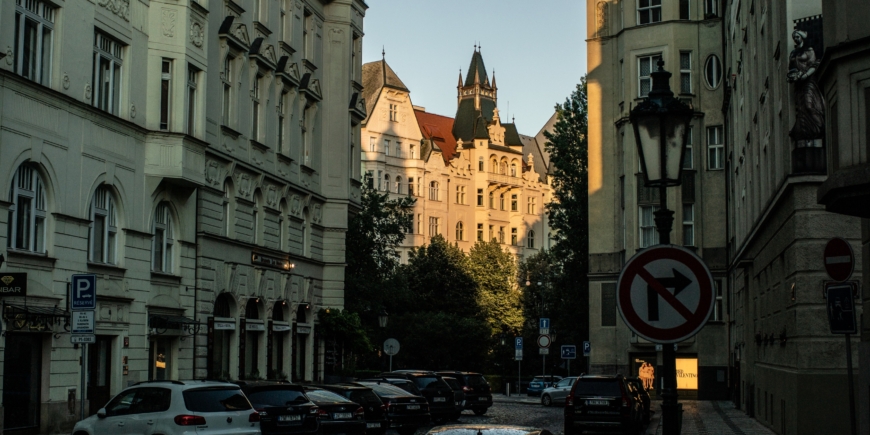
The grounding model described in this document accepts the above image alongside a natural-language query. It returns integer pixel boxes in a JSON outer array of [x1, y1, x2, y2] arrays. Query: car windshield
[[349, 390, 382, 406], [443, 378, 461, 390], [412, 376, 446, 390], [573, 379, 622, 396], [532, 376, 557, 383], [306, 389, 353, 403], [465, 375, 488, 386], [182, 387, 252, 412], [246, 388, 309, 407], [364, 382, 412, 396]]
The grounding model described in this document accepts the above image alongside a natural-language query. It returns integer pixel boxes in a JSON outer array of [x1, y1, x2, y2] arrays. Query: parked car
[[563, 375, 643, 435], [71, 380, 260, 435], [357, 381, 432, 435], [624, 377, 652, 424], [441, 376, 466, 421], [527, 375, 563, 397], [540, 377, 576, 407], [303, 387, 367, 435], [235, 381, 320, 435], [425, 424, 554, 435], [379, 371, 456, 422], [358, 377, 423, 396], [314, 383, 388, 435], [434, 371, 493, 415]]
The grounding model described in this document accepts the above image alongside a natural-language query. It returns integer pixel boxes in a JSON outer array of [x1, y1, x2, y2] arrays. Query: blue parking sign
[[561, 345, 577, 359], [515, 337, 523, 350], [71, 274, 97, 310], [583, 341, 591, 357]]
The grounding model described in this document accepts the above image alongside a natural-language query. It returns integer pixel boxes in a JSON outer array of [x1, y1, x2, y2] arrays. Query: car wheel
[[449, 411, 461, 421], [397, 427, 417, 435], [541, 394, 552, 407], [472, 408, 487, 415]]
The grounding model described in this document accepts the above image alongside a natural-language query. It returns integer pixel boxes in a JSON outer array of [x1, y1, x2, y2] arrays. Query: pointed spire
[[492, 69, 497, 88], [381, 46, 387, 86], [458, 69, 463, 87]]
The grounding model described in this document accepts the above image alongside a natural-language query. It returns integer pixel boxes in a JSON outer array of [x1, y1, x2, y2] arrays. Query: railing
[[487, 172, 522, 186]]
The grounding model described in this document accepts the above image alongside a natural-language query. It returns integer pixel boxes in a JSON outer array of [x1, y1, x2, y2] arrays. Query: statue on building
[[787, 28, 825, 147]]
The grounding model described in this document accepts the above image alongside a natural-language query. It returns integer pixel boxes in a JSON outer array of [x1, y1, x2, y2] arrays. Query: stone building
[[722, 0, 863, 433], [360, 50, 552, 260], [585, 0, 729, 399], [0, 0, 365, 432]]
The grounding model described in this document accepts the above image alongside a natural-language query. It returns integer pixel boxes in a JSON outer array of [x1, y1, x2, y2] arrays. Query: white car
[[71, 380, 261, 435], [540, 377, 576, 406]]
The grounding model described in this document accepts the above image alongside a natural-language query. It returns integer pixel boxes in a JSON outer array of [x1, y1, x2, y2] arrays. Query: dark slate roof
[[474, 116, 490, 139], [502, 123, 523, 147], [464, 51, 490, 87], [361, 60, 409, 121], [452, 99, 477, 141], [488, 144, 524, 155], [533, 111, 558, 171]]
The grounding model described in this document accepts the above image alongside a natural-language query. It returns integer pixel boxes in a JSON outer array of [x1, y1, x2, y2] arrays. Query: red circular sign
[[616, 245, 714, 344], [537, 335, 551, 348], [824, 237, 854, 282]]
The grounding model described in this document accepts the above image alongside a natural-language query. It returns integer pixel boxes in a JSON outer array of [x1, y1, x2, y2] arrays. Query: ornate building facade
[[0, 0, 365, 432], [360, 51, 552, 261]]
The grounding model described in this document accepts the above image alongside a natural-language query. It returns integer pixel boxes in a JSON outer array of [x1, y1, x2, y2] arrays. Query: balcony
[[145, 132, 207, 187], [487, 172, 522, 187]]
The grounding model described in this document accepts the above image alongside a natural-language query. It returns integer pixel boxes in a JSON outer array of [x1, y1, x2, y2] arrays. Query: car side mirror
[[97, 408, 107, 419]]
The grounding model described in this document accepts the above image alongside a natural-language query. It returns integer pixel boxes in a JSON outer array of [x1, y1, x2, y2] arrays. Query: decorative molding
[[190, 21, 205, 47], [312, 204, 322, 224], [62, 73, 70, 90], [97, 0, 131, 21], [162, 8, 177, 37]]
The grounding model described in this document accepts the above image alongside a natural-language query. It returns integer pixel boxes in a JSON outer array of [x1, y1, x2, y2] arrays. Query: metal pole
[[389, 354, 393, 372], [568, 359, 571, 377], [518, 360, 522, 395], [80, 344, 87, 420], [846, 334, 856, 435], [655, 181, 679, 435]]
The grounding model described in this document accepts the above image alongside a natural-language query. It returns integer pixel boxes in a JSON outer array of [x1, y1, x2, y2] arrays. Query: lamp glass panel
[[664, 117, 689, 181], [636, 115, 662, 181]]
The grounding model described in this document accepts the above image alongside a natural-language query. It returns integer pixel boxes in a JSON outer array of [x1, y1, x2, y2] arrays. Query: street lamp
[[378, 309, 388, 329], [630, 59, 693, 435]]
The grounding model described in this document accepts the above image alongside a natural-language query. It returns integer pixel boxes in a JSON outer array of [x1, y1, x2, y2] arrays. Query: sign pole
[[518, 360, 521, 395], [80, 343, 86, 420], [846, 334, 856, 435], [656, 183, 679, 435]]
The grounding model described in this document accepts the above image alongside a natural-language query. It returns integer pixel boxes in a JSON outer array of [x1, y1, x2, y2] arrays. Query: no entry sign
[[617, 245, 714, 343], [823, 237, 854, 282]]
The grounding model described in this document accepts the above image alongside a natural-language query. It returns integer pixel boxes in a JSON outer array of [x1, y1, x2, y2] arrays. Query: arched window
[[478, 157, 484, 171], [704, 55, 722, 89], [510, 162, 518, 177], [488, 191, 494, 209], [455, 221, 464, 241], [491, 159, 498, 173], [384, 174, 391, 192], [210, 293, 236, 379], [499, 193, 505, 210], [527, 230, 536, 248], [89, 185, 118, 264], [500, 162, 507, 175], [152, 202, 174, 273], [429, 181, 439, 200], [8, 164, 47, 253]]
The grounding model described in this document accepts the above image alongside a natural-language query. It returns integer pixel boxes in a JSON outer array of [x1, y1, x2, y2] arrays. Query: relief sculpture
[[787, 28, 825, 147]]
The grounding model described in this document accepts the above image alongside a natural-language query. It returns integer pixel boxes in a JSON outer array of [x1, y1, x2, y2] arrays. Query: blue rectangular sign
[[539, 318, 550, 329], [515, 337, 523, 350], [583, 341, 591, 357], [561, 345, 577, 359], [70, 274, 97, 310]]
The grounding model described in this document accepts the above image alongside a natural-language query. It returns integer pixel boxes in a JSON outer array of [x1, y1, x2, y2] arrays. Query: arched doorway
[[292, 303, 310, 382], [241, 298, 265, 379], [269, 301, 291, 379], [209, 293, 236, 379]]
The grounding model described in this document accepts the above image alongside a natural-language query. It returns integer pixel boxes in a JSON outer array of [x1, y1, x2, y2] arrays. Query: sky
[[361, 0, 588, 135]]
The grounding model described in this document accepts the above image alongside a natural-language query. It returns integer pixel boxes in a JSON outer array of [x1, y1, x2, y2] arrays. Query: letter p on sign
[[70, 274, 97, 310]]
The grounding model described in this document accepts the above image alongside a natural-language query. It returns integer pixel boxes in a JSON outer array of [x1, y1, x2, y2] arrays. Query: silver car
[[540, 377, 576, 406]]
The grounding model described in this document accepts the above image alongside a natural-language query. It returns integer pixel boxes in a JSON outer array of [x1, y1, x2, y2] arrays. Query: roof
[[361, 60, 409, 121], [464, 50, 490, 87], [415, 110, 458, 166]]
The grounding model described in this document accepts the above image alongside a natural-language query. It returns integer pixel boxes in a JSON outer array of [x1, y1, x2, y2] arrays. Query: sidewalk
[[646, 400, 775, 435], [492, 393, 542, 405]]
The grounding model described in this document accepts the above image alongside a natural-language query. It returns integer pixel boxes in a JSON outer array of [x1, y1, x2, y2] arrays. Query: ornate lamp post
[[629, 59, 693, 435], [377, 309, 389, 329]]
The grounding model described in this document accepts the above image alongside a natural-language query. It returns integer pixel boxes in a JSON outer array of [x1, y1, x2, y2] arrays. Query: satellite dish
[[383, 338, 400, 356]]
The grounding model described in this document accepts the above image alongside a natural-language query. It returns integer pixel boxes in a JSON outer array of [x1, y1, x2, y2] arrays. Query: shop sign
[[296, 324, 312, 334], [675, 358, 698, 390], [273, 324, 292, 332], [246, 322, 266, 332], [214, 318, 236, 330], [0, 273, 27, 296]]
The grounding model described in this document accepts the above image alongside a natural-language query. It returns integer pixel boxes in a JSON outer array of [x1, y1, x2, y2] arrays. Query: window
[[395, 142, 402, 158], [639, 205, 660, 248], [510, 163, 517, 176], [680, 52, 692, 94], [704, 55, 722, 89], [93, 31, 123, 114], [638, 55, 662, 97], [395, 176, 403, 194], [252, 206, 260, 245], [252, 73, 263, 140], [488, 191, 494, 209], [491, 159, 498, 173], [498, 226, 505, 244], [89, 186, 117, 264], [456, 222, 464, 241], [713, 279, 724, 321], [187, 65, 199, 136], [160, 59, 172, 130], [389, 103, 397, 121], [277, 91, 287, 152], [683, 126, 694, 169], [511, 194, 518, 211], [222, 55, 234, 125], [527, 197, 537, 214], [527, 230, 535, 248], [408, 177, 415, 196], [456, 185, 466, 204], [428, 217, 440, 236], [477, 224, 484, 241], [369, 137, 376, 152], [511, 228, 517, 245], [637, 0, 662, 24], [680, 0, 690, 19], [429, 181, 439, 200], [488, 225, 494, 241], [499, 193, 505, 210], [601, 283, 617, 326], [7, 164, 47, 253], [477, 189, 484, 206], [682, 203, 695, 246], [301, 103, 314, 165], [384, 174, 391, 192], [416, 214, 422, 234], [478, 157, 484, 171], [384, 139, 390, 156], [410, 145, 416, 159], [152, 203, 174, 273], [705, 0, 719, 17], [303, 11, 312, 60], [15, 0, 55, 85], [707, 126, 724, 169], [223, 182, 234, 237]]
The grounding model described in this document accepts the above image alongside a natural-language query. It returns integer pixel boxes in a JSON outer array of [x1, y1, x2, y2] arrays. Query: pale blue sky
[[361, 0, 588, 135]]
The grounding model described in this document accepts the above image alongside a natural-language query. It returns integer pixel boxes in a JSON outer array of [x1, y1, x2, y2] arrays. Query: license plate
[[333, 412, 353, 419], [586, 400, 608, 406], [278, 414, 302, 422], [433, 397, 446, 402], [407, 404, 420, 410], [367, 423, 381, 428], [479, 397, 488, 401]]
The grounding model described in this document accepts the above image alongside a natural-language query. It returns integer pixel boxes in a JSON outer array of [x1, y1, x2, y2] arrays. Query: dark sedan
[[314, 383, 388, 435], [303, 387, 367, 435], [380, 371, 456, 422], [235, 381, 319, 435], [441, 376, 465, 421], [357, 381, 431, 435], [435, 371, 493, 415]]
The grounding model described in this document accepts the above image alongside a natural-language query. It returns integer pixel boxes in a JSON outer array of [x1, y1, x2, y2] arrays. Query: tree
[[468, 240, 523, 336], [401, 235, 479, 317]]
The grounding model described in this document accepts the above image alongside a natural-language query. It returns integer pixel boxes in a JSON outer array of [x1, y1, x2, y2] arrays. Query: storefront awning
[[2, 303, 70, 332]]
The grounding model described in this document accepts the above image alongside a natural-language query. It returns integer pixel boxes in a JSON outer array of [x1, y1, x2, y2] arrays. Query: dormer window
[[389, 103, 398, 122]]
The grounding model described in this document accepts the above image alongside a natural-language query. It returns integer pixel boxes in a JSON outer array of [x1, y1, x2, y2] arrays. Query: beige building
[[360, 51, 551, 259], [723, 0, 864, 433], [0, 0, 364, 432], [585, 0, 729, 399]]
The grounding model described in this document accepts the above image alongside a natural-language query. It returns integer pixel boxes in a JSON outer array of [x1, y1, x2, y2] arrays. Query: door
[[149, 337, 173, 380], [88, 336, 113, 415], [2, 333, 42, 434]]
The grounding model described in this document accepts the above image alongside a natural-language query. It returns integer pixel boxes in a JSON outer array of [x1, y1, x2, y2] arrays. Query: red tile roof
[[414, 110, 458, 166]]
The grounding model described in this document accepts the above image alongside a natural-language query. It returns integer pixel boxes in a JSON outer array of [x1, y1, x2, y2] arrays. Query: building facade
[[585, 0, 730, 399], [723, 0, 863, 433], [360, 51, 552, 260], [0, 0, 365, 432]]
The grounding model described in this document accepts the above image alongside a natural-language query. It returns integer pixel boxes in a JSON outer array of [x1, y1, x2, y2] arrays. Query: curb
[[492, 394, 544, 406]]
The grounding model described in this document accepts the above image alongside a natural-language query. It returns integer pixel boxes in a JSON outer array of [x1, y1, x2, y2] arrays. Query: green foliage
[[317, 309, 372, 355], [401, 235, 479, 317], [389, 311, 491, 371], [468, 240, 523, 335]]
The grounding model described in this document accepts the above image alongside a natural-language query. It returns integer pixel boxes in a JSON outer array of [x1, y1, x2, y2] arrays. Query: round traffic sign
[[537, 335, 551, 348], [823, 237, 854, 282], [383, 338, 400, 356], [616, 245, 714, 344]]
